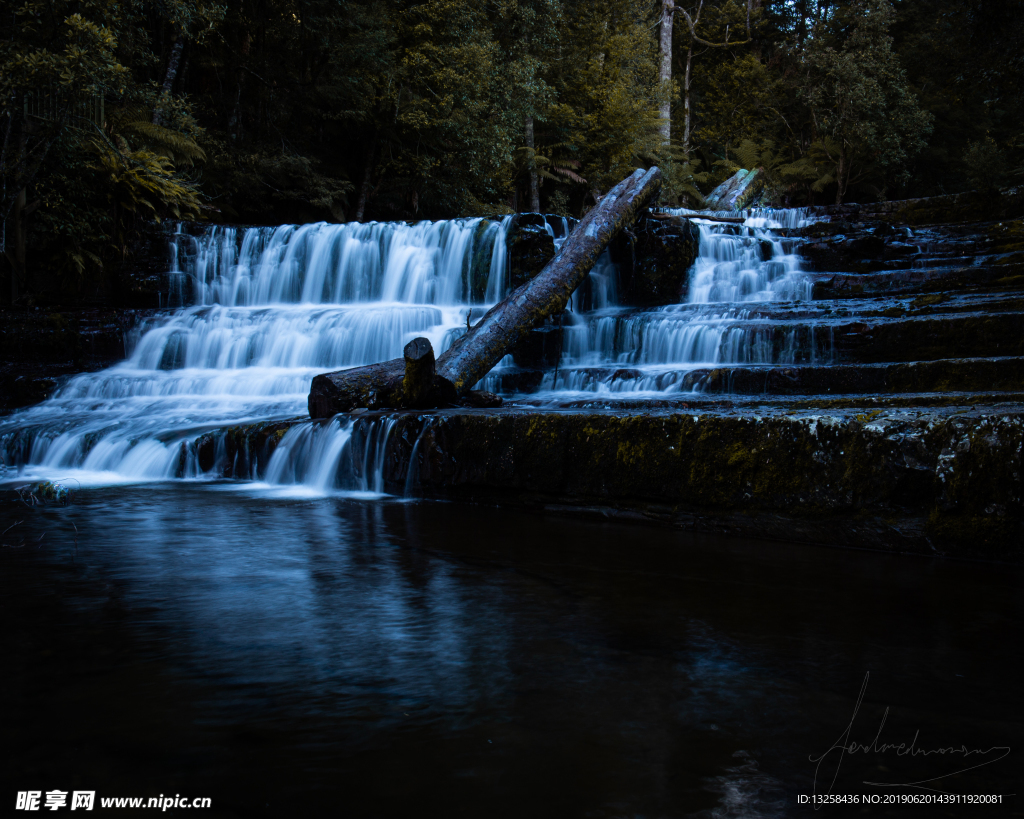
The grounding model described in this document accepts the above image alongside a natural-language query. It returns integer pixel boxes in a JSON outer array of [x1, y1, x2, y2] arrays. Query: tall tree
[[672, 0, 755, 155], [803, 0, 931, 202]]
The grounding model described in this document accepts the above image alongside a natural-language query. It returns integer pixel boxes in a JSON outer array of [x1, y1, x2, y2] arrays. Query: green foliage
[[546, 189, 572, 217], [802, 0, 932, 202], [4, 0, 1023, 304], [779, 138, 841, 196], [2, 0, 221, 299], [547, 0, 666, 196], [693, 55, 784, 160], [89, 139, 204, 222], [659, 153, 711, 206], [963, 137, 1008, 191]]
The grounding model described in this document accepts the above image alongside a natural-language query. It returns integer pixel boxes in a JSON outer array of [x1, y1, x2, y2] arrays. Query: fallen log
[[306, 338, 457, 413], [649, 212, 746, 224], [308, 166, 662, 418]]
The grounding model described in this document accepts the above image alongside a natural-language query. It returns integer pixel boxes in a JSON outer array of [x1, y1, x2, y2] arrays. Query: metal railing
[[24, 87, 105, 128]]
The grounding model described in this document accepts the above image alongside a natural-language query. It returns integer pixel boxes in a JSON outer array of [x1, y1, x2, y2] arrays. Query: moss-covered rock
[[618, 217, 700, 305], [466, 218, 499, 302], [187, 400, 1023, 562], [385, 406, 1023, 561], [506, 213, 555, 289]]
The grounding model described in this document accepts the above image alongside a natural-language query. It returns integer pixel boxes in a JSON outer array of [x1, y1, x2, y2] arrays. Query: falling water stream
[[1, 209, 819, 494]]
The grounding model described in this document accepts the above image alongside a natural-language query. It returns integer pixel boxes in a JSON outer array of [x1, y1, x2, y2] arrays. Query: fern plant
[[105, 103, 207, 167], [514, 143, 588, 185], [90, 138, 204, 222], [654, 142, 711, 207]]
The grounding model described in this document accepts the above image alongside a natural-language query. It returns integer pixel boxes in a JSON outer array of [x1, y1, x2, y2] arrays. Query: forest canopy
[[2, 0, 1021, 300]]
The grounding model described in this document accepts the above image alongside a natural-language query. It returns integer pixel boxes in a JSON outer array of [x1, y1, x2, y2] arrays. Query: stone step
[[516, 306, 1024, 367], [829, 312, 1024, 363], [492, 357, 1024, 397], [511, 390, 1024, 413], [691, 357, 1024, 395], [173, 401, 1024, 560], [809, 263, 1024, 298], [793, 217, 1023, 273]]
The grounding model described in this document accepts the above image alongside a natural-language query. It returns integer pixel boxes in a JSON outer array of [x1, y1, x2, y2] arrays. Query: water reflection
[[1, 488, 1019, 817]]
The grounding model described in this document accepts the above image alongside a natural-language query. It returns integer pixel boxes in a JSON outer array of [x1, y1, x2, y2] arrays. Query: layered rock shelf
[[245, 190, 1024, 560], [4, 188, 1022, 561], [177, 402, 1021, 562]]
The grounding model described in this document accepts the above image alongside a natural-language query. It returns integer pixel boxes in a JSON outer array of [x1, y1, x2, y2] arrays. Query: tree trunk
[[402, 337, 447, 408], [682, 43, 693, 156], [658, 0, 675, 148], [524, 115, 539, 212], [153, 34, 186, 126], [176, 40, 192, 96], [228, 32, 251, 141], [308, 167, 663, 417], [836, 147, 847, 205], [355, 142, 374, 222]]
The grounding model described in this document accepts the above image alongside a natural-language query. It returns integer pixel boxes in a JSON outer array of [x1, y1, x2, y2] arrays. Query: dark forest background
[[1, 0, 1021, 302]]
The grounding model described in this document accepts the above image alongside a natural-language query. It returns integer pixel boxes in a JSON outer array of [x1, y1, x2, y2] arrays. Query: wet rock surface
[[615, 217, 700, 305], [0, 308, 148, 413], [8, 190, 1024, 562], [299, 190, 1022, 561], [506, 213, 556, 289], [197, 403, 1023, 562]]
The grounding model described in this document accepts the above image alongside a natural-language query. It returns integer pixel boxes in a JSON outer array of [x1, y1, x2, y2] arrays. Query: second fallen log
[[308, 166, 663, 418]]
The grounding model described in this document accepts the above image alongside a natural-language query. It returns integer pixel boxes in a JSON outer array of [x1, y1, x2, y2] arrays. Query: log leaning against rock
[[308, 166, 663, 418]]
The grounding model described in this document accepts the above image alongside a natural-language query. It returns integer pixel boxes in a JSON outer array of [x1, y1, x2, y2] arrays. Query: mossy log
[[309, 166, 663, 417], [305, 338, 457, 415]]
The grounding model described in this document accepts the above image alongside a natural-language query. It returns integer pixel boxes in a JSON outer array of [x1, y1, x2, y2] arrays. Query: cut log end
[[403, 337, 439, 408]]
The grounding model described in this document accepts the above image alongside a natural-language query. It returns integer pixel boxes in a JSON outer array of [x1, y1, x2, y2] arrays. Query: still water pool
[[1, 487, 1019, 817]]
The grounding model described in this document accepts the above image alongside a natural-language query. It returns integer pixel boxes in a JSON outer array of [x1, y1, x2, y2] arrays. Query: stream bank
[[184, 402, 1022, 562]]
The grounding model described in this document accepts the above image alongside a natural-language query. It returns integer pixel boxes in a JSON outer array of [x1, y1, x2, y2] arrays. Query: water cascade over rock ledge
[[181, 405, 1023, 561], [2, 184, 1022, 561]]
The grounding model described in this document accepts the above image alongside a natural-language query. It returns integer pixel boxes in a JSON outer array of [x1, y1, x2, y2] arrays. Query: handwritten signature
[[809, 672, 1010, 797]]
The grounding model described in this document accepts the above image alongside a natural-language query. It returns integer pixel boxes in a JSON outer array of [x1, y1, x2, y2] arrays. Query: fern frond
[[551, 167, 587, 184], [734, 139, 762, 170], [121, 121, 207, 165]]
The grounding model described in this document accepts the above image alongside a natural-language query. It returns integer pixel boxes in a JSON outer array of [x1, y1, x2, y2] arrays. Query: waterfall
[[1, 206, 825, 492], [532, 208, 826, 397], [0, 217, 513, 489], [258, 415, 398, 498]]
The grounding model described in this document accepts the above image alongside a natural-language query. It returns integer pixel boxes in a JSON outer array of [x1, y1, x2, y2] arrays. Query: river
[[1, 487, 1019, 816]]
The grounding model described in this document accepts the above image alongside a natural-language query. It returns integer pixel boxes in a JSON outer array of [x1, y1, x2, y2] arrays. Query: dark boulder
[[466, 219, 499, 302], [799, 223, 918, 273], [506, 213, 556, 289], [459, 390, 503, 408], [617, 216, 700, 305], [511, 324, 564, 369]]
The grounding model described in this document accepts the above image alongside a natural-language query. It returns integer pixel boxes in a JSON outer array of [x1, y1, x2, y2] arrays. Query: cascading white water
[[0, 217, 514, 491], [255, 415, 397, 498], [1, 206, 824, 492], [535, 207, 826, 397]]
